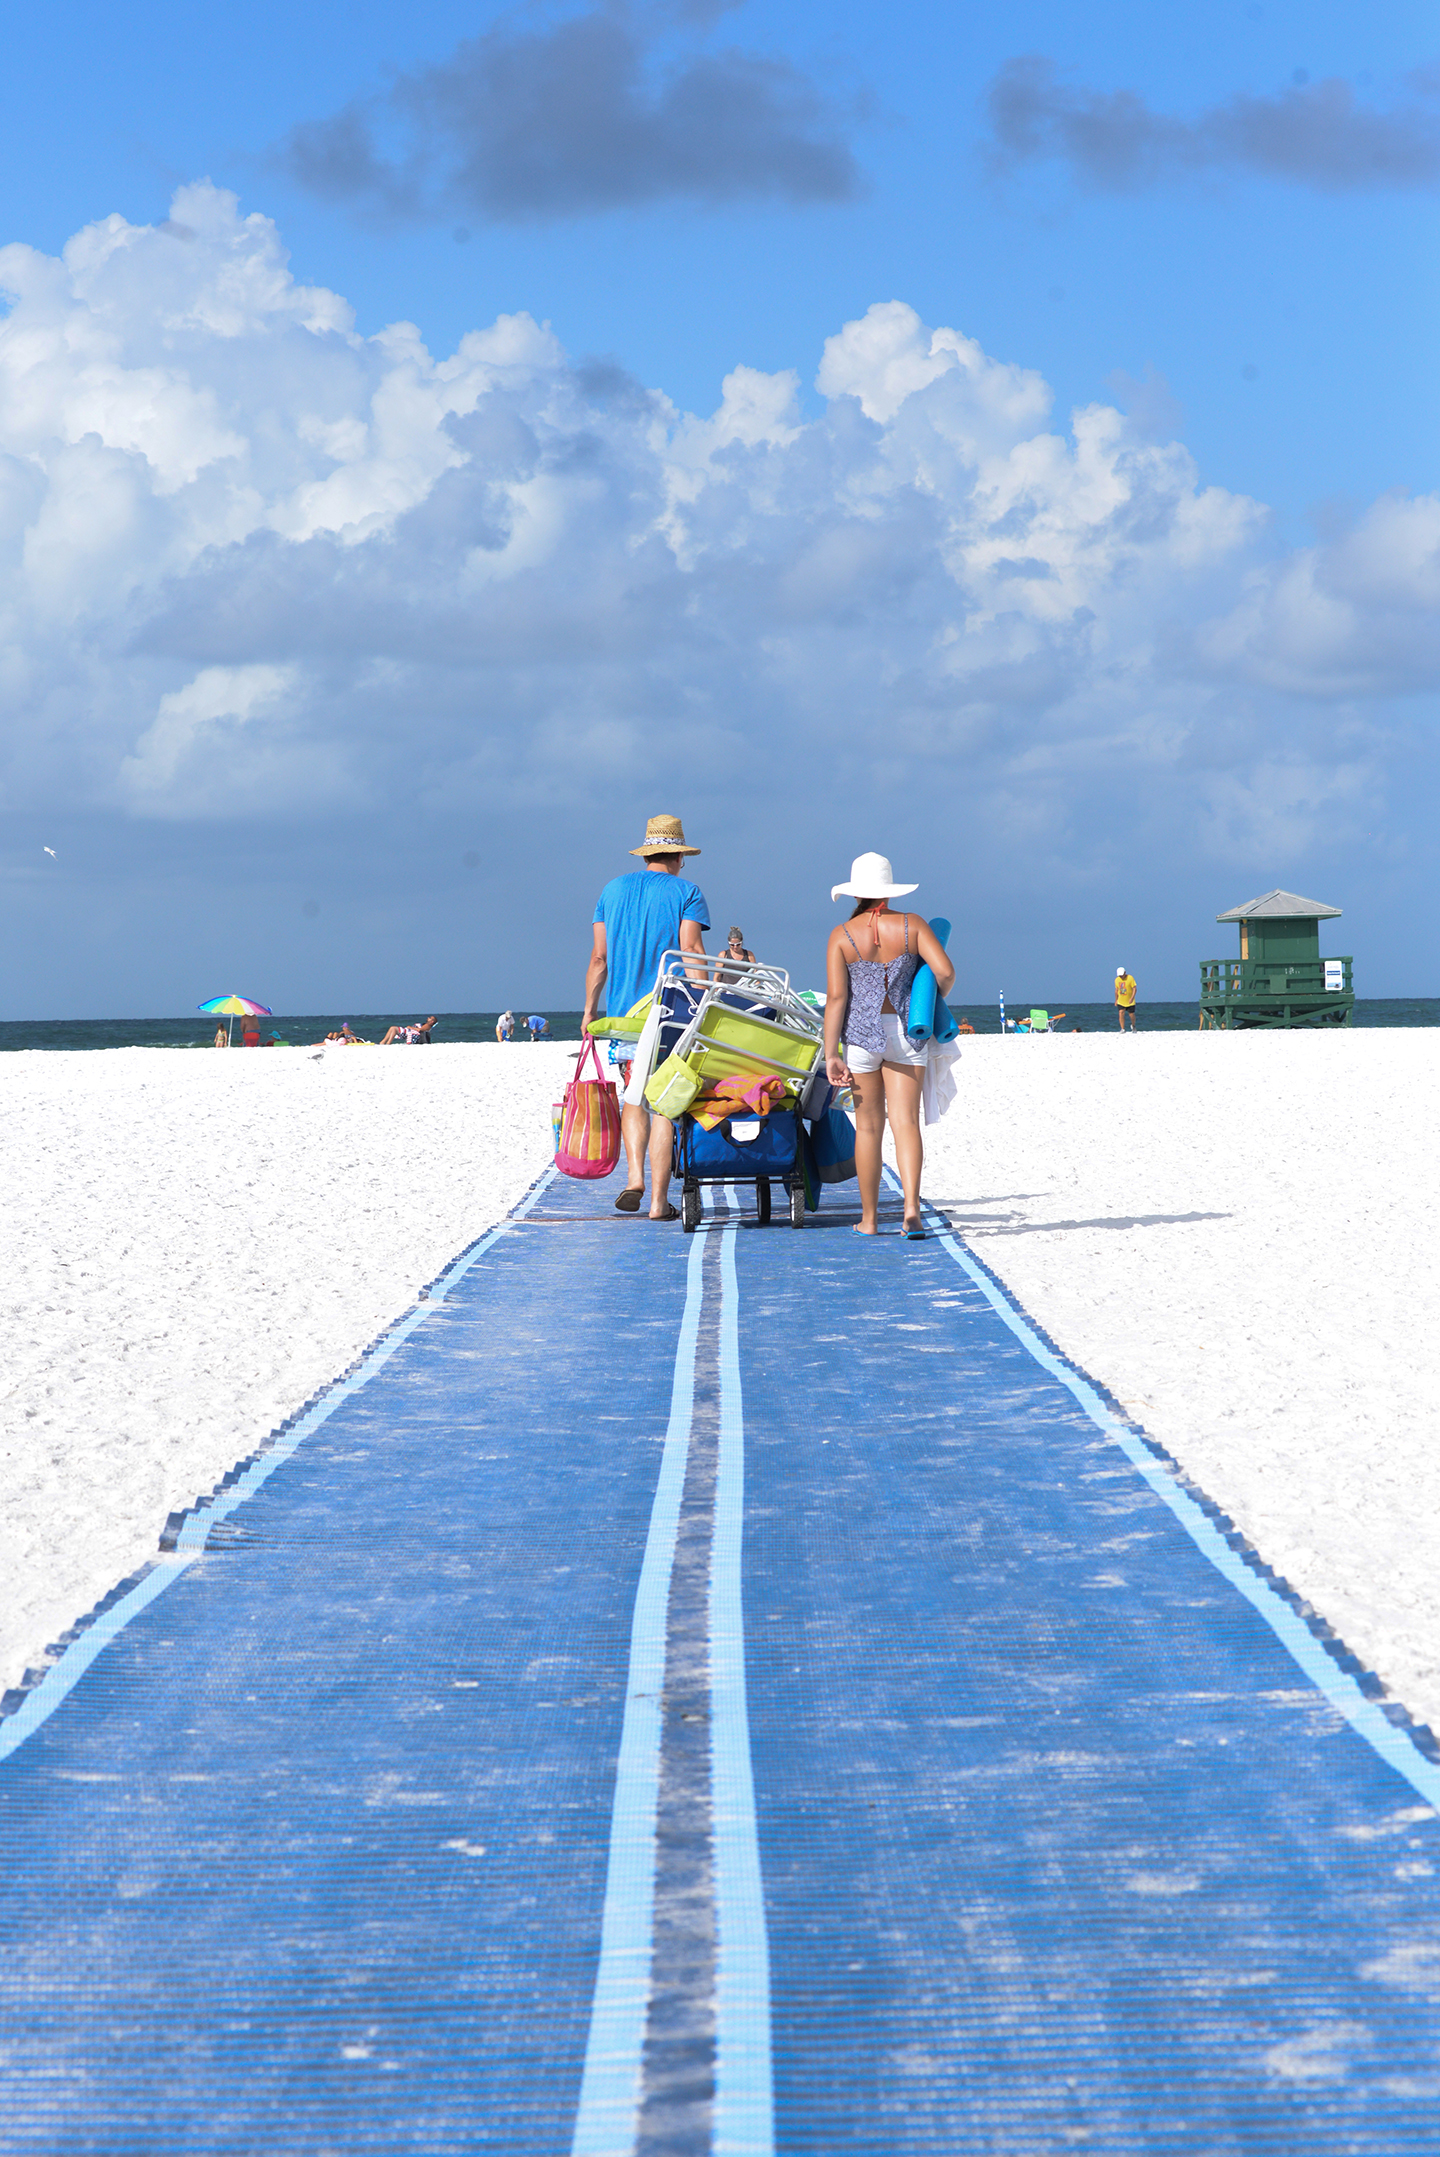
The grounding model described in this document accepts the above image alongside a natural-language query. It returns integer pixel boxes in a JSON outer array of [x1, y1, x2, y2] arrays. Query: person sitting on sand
[[380, 1017, 437, 1044], [956, 1015, 975, 1035], [824, 852, 954, 1240]]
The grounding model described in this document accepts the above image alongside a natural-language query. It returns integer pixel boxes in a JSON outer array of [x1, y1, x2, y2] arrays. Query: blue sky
[[2, 0, 1437, 1014]]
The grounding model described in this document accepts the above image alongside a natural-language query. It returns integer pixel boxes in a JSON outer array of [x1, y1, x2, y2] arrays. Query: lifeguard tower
[[1199, 889, 1353, 1029]]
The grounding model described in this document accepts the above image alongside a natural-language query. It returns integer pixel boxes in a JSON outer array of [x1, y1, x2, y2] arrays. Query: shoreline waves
[[2, 996, 1439, 1053]]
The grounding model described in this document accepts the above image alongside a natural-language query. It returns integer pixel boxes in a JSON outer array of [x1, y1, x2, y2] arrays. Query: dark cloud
[[986, 56, 1440, 191], [281, 8, 861, 223]]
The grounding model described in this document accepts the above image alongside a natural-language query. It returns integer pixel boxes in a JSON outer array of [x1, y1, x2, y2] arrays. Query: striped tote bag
[[556, 1035, 622, 1179]]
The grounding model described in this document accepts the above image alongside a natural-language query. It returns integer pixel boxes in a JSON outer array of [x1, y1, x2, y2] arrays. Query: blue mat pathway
[[2, 1163, 1440, 2153]]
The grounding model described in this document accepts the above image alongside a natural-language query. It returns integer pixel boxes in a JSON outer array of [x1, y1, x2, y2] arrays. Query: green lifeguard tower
[[1199, 889, 1354, 1029]]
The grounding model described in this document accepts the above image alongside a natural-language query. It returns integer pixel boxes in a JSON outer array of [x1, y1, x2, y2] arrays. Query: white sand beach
[[4, 1032, 1440, 1746], [0, 1044, 571, 1698]]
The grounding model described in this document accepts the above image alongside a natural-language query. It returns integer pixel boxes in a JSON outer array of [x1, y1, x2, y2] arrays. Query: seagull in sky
[[43, 846, 56, 857]]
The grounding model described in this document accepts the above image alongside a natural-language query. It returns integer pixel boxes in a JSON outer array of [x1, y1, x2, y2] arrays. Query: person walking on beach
[[1115, 967, 1137, 1031], [824, 853, 954, 1239], [583, 814, 709, 1220]]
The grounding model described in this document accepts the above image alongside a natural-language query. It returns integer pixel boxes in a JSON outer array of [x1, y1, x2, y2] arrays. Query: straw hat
[[831, 851, 918, 901], [631, 813, 700, 858]]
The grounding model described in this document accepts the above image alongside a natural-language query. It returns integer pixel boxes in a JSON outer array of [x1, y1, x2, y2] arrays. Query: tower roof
[[1216, 888, 1341, 923]]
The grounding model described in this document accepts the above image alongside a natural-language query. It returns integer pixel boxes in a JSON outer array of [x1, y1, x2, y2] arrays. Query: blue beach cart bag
[[808, 1106, 857, 1184], [682, 1108, 800, 1176]]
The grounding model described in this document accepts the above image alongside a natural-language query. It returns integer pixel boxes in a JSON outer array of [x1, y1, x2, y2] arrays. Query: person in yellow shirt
[[1114, 967, 1137, 1030]]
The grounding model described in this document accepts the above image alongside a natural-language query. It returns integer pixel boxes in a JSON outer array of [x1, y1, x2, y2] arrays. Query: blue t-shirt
[[594, 870, 710, 1019]]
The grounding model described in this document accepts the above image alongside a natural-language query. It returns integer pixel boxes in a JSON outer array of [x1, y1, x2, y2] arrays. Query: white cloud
[[0, 184, 1434, 884], [1201, 493, 1440, 696], [121, 664, 294, 798], [817, 297, 1050, 437]]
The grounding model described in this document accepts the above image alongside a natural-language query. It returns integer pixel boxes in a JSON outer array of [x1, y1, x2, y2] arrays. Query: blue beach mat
[[2, 1166, 1439, 2153]]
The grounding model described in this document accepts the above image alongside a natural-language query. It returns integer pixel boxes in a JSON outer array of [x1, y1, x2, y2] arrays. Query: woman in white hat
[[824, 853, 954, 1238]]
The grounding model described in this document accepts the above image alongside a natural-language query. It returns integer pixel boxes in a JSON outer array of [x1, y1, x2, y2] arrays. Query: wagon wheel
[[682, 1186, 702, 1233], [789, 1181, 806, 1229], [756, 1178, 772, 1225]]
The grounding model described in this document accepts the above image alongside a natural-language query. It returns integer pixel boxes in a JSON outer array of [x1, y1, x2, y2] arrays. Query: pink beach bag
[[556, 1035, 622, 1179]]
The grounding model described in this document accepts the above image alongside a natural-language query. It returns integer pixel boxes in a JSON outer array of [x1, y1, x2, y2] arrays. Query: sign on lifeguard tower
[[1199, 889, 1354, 1029]]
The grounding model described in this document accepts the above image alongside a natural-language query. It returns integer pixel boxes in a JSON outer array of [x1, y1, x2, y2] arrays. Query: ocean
[[1, 999, 1437, 1051]]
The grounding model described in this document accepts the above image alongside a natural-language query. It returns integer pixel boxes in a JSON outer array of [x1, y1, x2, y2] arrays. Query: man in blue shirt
[[583, 814, 709, 1218]]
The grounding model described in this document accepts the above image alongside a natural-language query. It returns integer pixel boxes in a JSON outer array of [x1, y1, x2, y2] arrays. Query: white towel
[[622, 1000, 666, 1106], [922, 1038, 961, 1125]]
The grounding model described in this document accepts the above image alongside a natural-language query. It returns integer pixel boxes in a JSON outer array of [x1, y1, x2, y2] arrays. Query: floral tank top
[[841, 912, 920, 1055]]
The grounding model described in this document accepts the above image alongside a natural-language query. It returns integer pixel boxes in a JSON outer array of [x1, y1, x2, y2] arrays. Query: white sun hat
[[831, 851, 919, 901]]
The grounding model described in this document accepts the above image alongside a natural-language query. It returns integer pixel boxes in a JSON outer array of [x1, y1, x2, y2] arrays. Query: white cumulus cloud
[[0, 181, 1434, 894]]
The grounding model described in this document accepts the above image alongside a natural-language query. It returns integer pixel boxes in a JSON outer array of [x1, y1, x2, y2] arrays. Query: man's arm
[[679, 917, 706, 984], [583, 923, 608, 1030]]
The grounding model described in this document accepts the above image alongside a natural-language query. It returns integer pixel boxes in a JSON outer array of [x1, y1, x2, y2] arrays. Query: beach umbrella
[[198, 993, 272, 1045]]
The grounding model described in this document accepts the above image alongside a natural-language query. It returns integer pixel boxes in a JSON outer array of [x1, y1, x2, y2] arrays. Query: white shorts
[[846, 1014, 928, 1074]]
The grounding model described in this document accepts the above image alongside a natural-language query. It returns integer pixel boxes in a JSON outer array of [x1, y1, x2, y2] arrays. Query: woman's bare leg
[[881, 1061, 925, 1230], [850, 1070, 887, 1232]]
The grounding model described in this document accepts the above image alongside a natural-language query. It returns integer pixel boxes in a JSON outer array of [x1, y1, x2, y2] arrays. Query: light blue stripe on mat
[[712, 1229, 775, 2157], [0, 1167, 557, 1767], [570, 1229, 708, 2157], [911, 1178, 1440, 1813]]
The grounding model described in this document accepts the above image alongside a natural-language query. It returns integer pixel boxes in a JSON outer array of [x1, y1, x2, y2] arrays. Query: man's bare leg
[[620, 1099, 649, 1194], [648, 1113, 675, 1217]]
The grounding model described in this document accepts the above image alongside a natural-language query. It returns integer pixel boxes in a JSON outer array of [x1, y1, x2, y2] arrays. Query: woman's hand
[[826, 1051, 850, 1087]]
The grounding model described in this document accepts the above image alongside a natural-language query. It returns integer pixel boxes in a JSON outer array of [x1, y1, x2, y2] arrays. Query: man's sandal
[[648, 1203, 680, 1222], [614, 1188, 644, 1212]]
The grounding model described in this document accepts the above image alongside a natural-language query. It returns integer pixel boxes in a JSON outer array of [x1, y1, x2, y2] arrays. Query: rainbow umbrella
[[199, 992, 272, 1045]]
